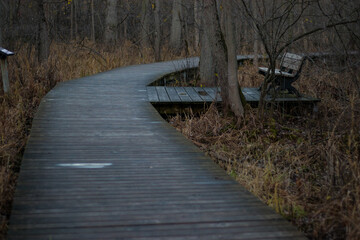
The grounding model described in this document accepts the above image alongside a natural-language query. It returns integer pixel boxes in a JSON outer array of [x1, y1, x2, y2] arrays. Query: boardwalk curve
[[7, 58, 305, 239]]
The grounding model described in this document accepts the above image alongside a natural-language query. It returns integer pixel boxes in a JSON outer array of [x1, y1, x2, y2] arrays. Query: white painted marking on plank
[[57, 163, 112, 168]]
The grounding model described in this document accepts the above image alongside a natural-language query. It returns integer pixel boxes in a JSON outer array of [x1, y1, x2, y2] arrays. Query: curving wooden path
[[8, 58, 305, 239]]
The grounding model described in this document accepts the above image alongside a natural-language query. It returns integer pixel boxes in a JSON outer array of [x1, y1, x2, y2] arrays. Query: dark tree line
[[0, 0, 359, 115]]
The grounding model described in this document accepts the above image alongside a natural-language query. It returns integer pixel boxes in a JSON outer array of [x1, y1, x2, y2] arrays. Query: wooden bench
[[258, 52, 305, 96]]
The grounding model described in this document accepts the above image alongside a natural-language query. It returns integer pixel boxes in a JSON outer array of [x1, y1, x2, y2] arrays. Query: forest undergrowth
[[169, 64, 360, 239], [0, 40, 187, 239], [1, 41, 359, 239]]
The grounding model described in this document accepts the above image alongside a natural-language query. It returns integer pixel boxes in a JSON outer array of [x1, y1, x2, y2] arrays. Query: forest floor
[[1, 42, 359, 239], [168, 64, 360, 239]]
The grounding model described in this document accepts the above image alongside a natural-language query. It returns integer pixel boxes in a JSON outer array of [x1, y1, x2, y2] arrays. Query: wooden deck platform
[[7, 58, 306, 239], [148, 86, 320, 113]]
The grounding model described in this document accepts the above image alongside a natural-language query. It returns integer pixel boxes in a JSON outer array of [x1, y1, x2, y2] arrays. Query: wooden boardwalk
[[147, 86, 319, 105], [8, 58, 306, 239]]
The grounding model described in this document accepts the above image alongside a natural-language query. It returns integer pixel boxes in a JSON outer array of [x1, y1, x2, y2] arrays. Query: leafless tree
[[170, 0, 183, 52], [154, 0, 161, 61], [238, 0, 360, 113], [200, 0, 244, 117], [104, 0, 118, 43], [37, 0, 49, 63]]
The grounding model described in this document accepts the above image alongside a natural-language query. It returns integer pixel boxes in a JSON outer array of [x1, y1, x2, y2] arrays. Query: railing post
[[0, 47, 14, 94], [1, 57, 9, 93]]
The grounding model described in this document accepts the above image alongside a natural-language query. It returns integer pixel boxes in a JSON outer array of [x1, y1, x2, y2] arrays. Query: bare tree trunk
[[123, 0, 129, 40], [224, 0, 244, 117], [91, 0, 95, 42], [104, 0, 118, 43], [301, 20, 309, 52], [251, 0, 259, 68], [140, 0, 150, 47], [70, 1, 74, 40], [194, 0, 200, 49], [37, 0, 49, 63], [199, 1, 215, 86], [0, 1, 2, 46], [170, 0, 182, 52], [9, 0, 15, 40], [154, 0, 161, 61], [0, 27, 2, 47], [201, 0, 229, 108], [74, 0, 78, 39], [184, 9, 190, 55]]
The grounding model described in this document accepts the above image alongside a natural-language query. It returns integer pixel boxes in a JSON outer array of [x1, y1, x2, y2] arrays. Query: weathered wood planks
[[7, 58, 306, 239], [147, 86, 320, 106]]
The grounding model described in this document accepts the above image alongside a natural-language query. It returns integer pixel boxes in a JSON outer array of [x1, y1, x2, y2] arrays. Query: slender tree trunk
[[201, 0, 229, 107], [74, 0, 78, 39], [104, 0, 118, 43], [199, 1, 215, 86], [37, 0, 49, 63], [0, 1, 3, 46], [170, 0, 182, 52], [224, 0, 244, 117], [70, 1, 74, 40], [154, 0, 161, 61], [301, 20, 309, 52], [0, 27, 2, 47], [184, 9, 190, 55], [194, 0, 200, 49], [123, 0, 129, 40], [251, 0, 259, 68], [9, 0, 15, 40], [201, 0, 244, 116], [140, 0, 150, 47], [91, 0, 95, 42]]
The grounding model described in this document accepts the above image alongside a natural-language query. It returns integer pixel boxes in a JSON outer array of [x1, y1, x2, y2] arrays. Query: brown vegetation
[[0, 41, 185, 239], [169, 63, 360, 239], [1, 41, 359, 240]]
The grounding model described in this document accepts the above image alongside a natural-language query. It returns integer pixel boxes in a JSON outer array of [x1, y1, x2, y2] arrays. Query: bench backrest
[[280, 53, 304, 73]]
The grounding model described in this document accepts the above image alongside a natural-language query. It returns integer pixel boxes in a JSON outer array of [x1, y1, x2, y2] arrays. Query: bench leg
[[287, 85, 301, 97], [284, 78, 301, 97]]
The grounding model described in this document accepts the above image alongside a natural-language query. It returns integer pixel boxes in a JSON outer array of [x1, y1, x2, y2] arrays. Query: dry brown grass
[[0, 40, 191, 239], [169, 63, 360, 239], [1, 40, 359, 239]]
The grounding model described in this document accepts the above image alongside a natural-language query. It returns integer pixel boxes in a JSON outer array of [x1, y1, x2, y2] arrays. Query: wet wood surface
[[8, 58, 305, 239]]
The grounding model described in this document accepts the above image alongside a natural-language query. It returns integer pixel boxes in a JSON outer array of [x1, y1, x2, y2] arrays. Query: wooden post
[[1, 58, 10, 93], [0, 47, 15, 93]]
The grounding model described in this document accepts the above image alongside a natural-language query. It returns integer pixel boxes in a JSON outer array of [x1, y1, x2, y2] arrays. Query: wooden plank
[[165, 87, 182, 102], [205, 87, 222, 101], [242, 88, 259, 101], [155, 86, 170, 102], [174, 87, 192, 102], [184, 87, 203, 102], [282, 53, 303, 70], [193, 87, 213, 102], [285, 52, 303, 60], [202, 88, 215, 100], [146, 87, 159, 102], [282, 60, 302, 71]]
